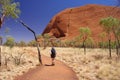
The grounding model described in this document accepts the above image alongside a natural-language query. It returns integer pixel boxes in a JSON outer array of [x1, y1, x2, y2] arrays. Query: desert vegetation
[[1, 47, 120, 80], [0, 0, 120, 80], [0, 47, 39, 80], [41, 47, 120, 80]]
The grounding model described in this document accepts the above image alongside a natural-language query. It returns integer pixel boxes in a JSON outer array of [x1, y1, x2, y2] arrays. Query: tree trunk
[[0, 46, 1, 66], [116, 38, 120, 57], [0, 14, 6, 28], [115, 38, 119, 56], [112, 30, 119, 56], [34, 33, 42, 64], [116, 42, 119, 56], [0, 37, 2, 66], [83, 41, 86, 55], [108, 39, 112, 58], [18, 20, 42, 65], [0, 14, 5, 66]]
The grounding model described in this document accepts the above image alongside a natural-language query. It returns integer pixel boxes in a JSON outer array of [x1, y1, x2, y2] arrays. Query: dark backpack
[[51, 48, 56, 54]]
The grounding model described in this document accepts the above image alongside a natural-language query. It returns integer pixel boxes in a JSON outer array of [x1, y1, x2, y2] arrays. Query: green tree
[[109, 17, 120, 56], [0, 0, 20, 28], [79, 27, 91, 54], [0, 0, 20, 66], [43, 33, 50, 48], [18, 41, 27, 47], [27, 40, 37, 47], [98, 32, 106, 48], [37, 34, 42, 39], [4, 36, 15, 48], [116, 27, 120, 56], [86, 37, 94, 48], [100, 17, 113, 58]]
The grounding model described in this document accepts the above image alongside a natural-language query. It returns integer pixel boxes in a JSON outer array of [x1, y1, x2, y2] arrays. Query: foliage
[[0, 36, 2, 45], [4, 36, 15, 48], [117, 27, 120, 40], [85, 37, 94, 48], [99, 32, 106, 41], [98, 32, 107, 48], [17, 41, 27, 47], [37, 34, 42, 39], [43, 33, 50, 47], [100, 16, 120, 57], [79, 27, 91, 39], [27, 40, 37, 47], [75, 27, 92, 54], [100, 17, 114, 58], [50, 39, 62, 47], [43, 33, 50, 39], [100, 17, 113, 34], [11, 52, 24, 65], [0, 0, 20, 18]]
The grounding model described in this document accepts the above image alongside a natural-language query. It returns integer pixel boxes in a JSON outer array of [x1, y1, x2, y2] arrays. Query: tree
[[116, 27, 120, 57], [86, 37, 94, 48], [18, 20, 42, 65], [36, 34, 44, 47], [18, 41, 27, 47], [0, 0, 20, 66], [43, 33, 50, 48], [0, 0, 20, 28], [100, 17, 113, 58], [37, 34, 42, 39], [0, 36, 2, 66], [79, 27, 91, 54], [109, 17, 120, 56], [27, 40, 37, 47], [98, 32, 106, 48], [4, 36, 15, 48]]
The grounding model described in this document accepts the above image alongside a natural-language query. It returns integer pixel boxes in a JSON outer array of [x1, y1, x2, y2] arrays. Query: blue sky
[[0, 0, 119, 42]]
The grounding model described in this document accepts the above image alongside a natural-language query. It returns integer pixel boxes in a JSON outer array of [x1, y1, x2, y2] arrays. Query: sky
[[0, 0, 119, 42]]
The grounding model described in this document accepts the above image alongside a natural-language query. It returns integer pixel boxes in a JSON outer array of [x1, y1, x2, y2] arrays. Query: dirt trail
[[14, 55, 78, 80]]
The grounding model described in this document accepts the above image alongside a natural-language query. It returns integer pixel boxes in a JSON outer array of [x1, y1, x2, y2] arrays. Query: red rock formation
[[42, 4, 120, 42]]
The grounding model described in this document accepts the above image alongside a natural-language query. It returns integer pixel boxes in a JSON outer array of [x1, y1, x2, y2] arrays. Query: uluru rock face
[[42, 4, 120, 41]]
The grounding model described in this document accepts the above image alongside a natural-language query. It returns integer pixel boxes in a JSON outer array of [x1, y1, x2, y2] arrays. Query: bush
[[11, 52, 24, 65], [4, 36, 15, 48], [27, 40, 37, 47]]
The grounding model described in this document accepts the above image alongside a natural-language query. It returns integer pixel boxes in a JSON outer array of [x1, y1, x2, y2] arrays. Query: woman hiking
[[51, 47, 56, 65]]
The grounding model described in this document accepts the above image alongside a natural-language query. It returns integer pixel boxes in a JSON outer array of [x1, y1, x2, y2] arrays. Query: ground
[[14, 55, 78, 80], [0, 47, 120, 80]]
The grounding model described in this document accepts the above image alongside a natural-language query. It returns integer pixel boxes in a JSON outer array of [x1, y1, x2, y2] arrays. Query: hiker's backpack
[[51, 48, 56, 54]]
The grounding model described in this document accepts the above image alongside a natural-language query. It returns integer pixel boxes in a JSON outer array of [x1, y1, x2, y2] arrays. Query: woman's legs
[[52, 58, 55, 65]]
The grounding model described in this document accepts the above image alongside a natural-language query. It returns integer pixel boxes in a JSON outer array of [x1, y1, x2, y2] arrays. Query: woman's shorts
[[51, 54, 56, 58]]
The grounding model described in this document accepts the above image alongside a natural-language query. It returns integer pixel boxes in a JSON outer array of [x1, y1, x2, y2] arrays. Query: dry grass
[[42, 47, 120, 80], [0, 46, 39, 80], [0, 47, 120, 80]]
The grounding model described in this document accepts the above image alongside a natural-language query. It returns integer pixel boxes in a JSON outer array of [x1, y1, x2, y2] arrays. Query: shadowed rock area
[[42, 4, 120, 41]]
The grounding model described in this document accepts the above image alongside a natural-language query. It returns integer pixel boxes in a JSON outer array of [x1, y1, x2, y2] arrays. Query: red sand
[[14, 55, 78, 80]]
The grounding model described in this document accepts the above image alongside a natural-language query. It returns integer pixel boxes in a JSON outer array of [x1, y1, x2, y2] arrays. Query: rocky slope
[[42, 4, 120, 41]]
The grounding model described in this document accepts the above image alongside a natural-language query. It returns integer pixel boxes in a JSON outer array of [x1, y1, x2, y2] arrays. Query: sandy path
[[14, 55, 78, 80]]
